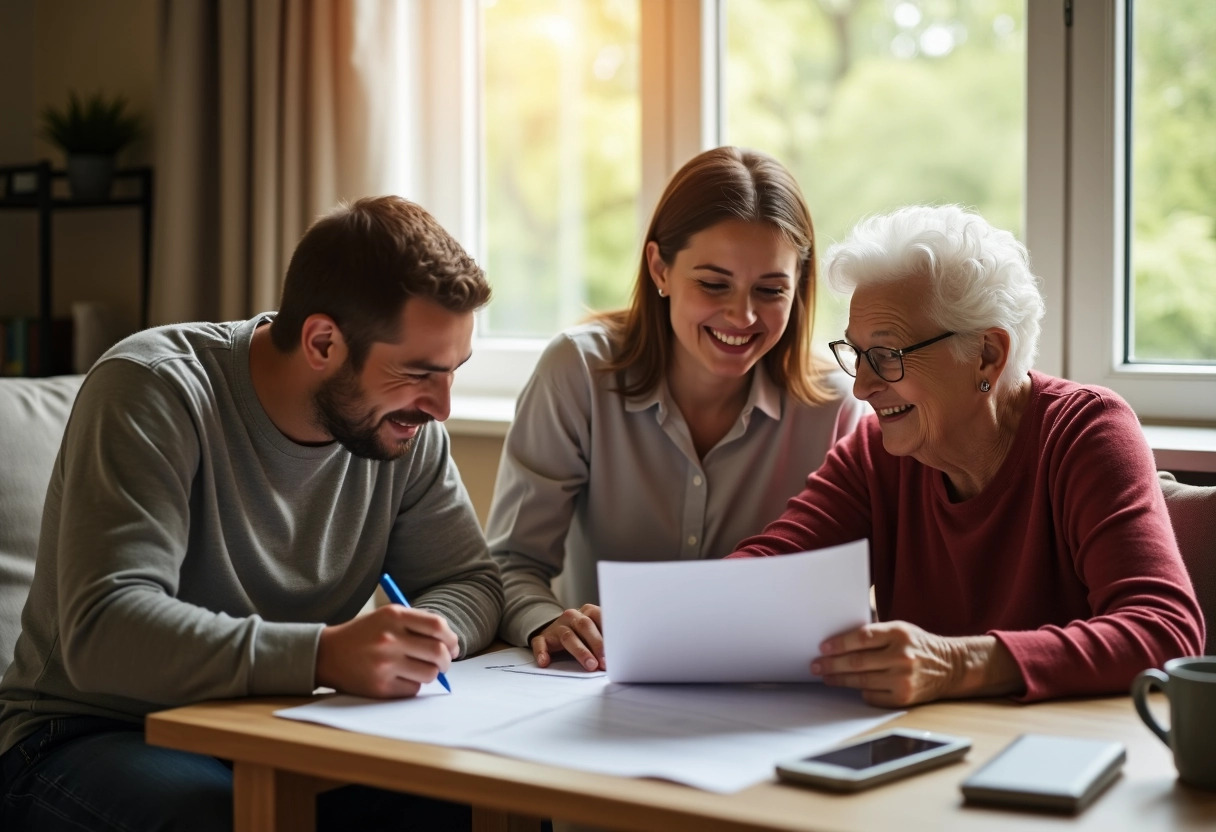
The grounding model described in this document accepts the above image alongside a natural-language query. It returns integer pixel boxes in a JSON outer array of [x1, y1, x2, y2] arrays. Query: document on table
[[277, 648, 901, 793], [599, 539, 871, 683], [494, 657, 607, 678]]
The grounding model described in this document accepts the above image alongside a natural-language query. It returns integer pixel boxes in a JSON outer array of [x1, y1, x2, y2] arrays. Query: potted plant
[[40, 90, 144, 200]]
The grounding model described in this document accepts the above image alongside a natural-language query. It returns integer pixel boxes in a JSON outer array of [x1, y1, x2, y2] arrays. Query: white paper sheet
[[484, 655, 607, 678], [280, 650, 608, 745], [598, 540, 871, 683], [471, 683, 897, 792], [277, 648, 901, 793]]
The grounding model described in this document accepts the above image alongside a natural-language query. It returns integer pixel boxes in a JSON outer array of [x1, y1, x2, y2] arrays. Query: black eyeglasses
[[828, 332, 956, 383]]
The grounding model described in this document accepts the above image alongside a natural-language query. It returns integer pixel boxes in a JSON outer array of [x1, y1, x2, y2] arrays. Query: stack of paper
[[279, 541, 893, 792]]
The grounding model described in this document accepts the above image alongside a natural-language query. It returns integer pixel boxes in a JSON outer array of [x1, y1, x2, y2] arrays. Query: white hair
[[824, 204, 1045, 393]]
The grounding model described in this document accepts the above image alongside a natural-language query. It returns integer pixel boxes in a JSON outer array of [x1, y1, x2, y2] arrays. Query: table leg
[[472, 807, 547, 832], [233, 762, 339, 832]]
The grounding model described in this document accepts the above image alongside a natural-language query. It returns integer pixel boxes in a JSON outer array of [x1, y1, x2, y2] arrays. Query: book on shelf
[[0, 318, 24, 375], [0, 316, 75, 377]]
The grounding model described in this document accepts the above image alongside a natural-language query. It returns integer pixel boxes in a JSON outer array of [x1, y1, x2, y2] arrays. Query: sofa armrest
[[0, 375, 84, 673]]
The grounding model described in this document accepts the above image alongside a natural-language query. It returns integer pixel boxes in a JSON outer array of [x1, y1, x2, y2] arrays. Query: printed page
[[599, 540, 871, 683]]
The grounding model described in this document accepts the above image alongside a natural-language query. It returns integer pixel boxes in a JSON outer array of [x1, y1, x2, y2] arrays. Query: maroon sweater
[[729, 372, 1204, 701]]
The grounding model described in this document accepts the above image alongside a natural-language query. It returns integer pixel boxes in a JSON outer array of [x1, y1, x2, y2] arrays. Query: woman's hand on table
[[531, 604, 605, 671], [811, 621, 1023, 707]]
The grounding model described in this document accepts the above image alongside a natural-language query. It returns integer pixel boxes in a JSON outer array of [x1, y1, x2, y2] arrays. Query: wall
[[0, 1, 37, 314], [450, 435, 506, 528], [0, 0, 158, 342]]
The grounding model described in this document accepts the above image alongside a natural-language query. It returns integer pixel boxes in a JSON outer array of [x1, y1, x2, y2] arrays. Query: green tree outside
[[479, 0, 1216, 364], [1130, 0, 1216, 361]]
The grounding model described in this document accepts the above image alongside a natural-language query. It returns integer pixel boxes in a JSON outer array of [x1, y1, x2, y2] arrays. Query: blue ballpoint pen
[[379, 573, 452, 692]]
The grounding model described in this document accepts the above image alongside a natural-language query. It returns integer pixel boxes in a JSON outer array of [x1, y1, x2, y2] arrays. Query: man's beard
[[313, 361, 432, 461]]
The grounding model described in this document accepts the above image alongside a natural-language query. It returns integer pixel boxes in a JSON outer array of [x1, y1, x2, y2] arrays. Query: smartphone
[[776, 729, 971, 792], [960, 733, 1126, 813]]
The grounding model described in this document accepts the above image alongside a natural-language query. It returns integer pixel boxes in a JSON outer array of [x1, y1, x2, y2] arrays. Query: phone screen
[[803, 735, 948, 770]]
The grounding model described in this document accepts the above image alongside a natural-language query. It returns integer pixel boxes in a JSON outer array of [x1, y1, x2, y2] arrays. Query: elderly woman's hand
[[811, 622, 1024, 707]]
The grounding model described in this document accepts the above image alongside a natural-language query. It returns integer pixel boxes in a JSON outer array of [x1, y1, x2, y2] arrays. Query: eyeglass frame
[[827, 331, 956, 383]]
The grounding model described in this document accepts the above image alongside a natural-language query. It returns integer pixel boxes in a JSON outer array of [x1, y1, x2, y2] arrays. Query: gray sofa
[[1159, 471, 1216, 654], [0, 375, 83, 673]]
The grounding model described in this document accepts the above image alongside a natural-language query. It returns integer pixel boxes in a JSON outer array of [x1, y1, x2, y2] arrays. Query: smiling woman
[[646, 218, 797, 454], [725, 204, 1204, 707], [486, 146, 866, 669]]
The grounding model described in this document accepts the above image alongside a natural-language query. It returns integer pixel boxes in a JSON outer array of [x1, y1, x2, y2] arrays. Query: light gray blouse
[[486, 323, 866, 646]]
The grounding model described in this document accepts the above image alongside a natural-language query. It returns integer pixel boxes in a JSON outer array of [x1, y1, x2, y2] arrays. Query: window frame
[[416, 0, 1215, 428], [1063, 0, 1216, 422], [413, 0, 719, 400]]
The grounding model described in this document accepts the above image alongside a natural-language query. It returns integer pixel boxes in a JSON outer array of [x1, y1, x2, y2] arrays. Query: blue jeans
[[0, 716, 470, 831]]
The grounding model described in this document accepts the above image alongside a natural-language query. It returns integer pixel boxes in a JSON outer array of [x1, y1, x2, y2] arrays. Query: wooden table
[[145, 685, 1216, 832]]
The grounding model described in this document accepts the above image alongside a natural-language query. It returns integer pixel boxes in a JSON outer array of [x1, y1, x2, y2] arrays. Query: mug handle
[[1132, 668, 1171, 745]]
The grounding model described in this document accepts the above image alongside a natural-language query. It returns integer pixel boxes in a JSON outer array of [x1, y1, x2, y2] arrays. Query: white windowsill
[[1141, 425, 1216, 475], [447, 395, 515, 438], [448, 395, 1216, 474]]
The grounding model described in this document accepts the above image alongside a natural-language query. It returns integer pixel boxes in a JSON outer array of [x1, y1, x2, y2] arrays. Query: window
[[413, 0, 1215, 428], [1125, 0, 1216, 364], [1067, 0, 1216, 421], [724, 0, 1025, 340], [481, 0, 641, 338], [429, 0, 711, 398]]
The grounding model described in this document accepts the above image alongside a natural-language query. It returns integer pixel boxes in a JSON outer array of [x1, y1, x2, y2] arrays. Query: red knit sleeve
[[991, 389, 1205, 701]]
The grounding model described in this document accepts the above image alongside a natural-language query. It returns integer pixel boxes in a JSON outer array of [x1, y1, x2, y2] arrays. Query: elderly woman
[[727, 204, 1204, 705]]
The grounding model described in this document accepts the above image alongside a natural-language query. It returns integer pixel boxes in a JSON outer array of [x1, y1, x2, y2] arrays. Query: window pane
[[1128, 0, 1216, 363], [481, 0, 640, 338], [725, 0, 1025, 338]]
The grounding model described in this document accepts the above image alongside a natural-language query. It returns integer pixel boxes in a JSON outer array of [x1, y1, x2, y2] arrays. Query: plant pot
[[66, 153, 116, 200]]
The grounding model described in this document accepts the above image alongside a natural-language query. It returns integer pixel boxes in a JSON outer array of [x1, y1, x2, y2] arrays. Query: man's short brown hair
[[271, 196, 490, 369]]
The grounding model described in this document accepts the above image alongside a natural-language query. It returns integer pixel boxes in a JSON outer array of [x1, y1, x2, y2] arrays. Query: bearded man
[[0, 196, 501, 831]]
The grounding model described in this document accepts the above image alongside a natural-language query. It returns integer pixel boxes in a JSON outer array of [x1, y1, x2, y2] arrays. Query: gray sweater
[[0, 316, 502, 755]]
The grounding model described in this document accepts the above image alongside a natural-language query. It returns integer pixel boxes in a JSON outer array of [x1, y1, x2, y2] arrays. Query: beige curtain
[[152, 0, 400, 324]]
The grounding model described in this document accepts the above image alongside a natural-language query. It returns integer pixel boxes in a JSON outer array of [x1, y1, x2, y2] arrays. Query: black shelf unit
[[0, 160, 153, 376]]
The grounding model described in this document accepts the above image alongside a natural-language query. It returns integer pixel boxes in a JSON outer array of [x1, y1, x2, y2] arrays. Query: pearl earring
[[657, 288, 665, 297], [979, 379, 991, 393]]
